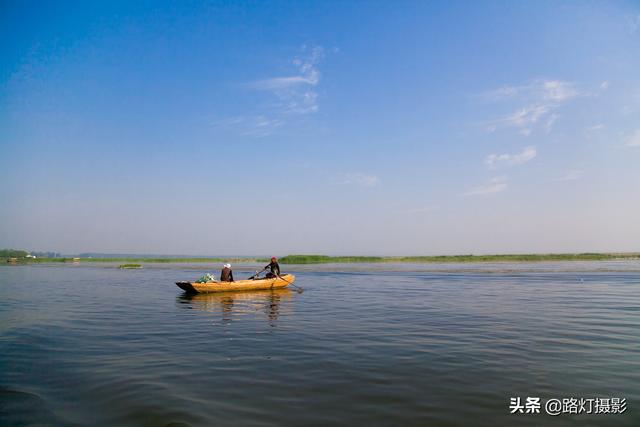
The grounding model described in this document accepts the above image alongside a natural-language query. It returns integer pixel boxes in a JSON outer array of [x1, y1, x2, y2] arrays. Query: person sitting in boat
[[220, 263, 234, 282], [264, 257, 281, 278]]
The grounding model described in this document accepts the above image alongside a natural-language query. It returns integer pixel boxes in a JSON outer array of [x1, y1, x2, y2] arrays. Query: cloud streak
[[342, 173, 380, 187], [250, 76, 317, 90], [215, 115, 284, 137], [625, 129, 640, 147], [586, 124, 604, 132], [249, 45, 324, 115], [463, 176, 508, 196], [555, 170, 583, 182], [482, 79, 580, 135], [485, 146, 537, 169], [482, 79, 579, 102], [217, 46, 326, 137]]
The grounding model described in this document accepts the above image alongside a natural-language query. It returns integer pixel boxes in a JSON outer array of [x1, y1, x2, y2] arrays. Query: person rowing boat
[[264, 256, 281, 278]]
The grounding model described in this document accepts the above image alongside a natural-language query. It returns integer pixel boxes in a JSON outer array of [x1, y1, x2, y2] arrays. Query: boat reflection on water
[[178, 288, 294, 326]]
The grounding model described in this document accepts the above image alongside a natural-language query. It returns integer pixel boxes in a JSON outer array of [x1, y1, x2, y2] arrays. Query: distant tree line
[[0, 249, 29, 258], [0, 249, 62, 258]]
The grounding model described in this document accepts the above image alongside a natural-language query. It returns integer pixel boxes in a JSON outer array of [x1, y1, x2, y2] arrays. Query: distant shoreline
[[4, 253, 639, 265]]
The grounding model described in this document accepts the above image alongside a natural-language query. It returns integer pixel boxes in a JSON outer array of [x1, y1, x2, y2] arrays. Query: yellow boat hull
[[176, 274, 295, 293]]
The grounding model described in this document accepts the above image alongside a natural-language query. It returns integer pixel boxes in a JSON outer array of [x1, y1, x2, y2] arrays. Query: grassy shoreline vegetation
[[276, 254, 640, 264], [2, 250, 639, 264]]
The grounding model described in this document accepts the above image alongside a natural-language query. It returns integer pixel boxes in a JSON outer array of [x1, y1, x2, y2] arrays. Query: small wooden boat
[[176, 274, 296, 294]]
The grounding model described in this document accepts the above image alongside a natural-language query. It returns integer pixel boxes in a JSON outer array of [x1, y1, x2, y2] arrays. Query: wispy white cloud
[[482, 79, 579, 103], [481, 84, 527, 100], [495, 104, 551, 128], [342, 173, 380, 187], [600, 80, 610, 90], [215, 115, 284, 137], [485, 146, 537, 169], [249, 45, 324, 115], [555, 170, 583, 182], [620, 105, 634, 116], [544, 113, 559, 133], [482, 79, 580, 135], [586, 123, 605, 132], [463, 176, 508, 196], [540, 80, 579, 102], [217, 46, 326, 137], [625, 129, 640, 147], [250, 76, 314, 90]]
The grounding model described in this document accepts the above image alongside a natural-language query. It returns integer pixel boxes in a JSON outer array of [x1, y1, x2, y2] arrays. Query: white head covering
[[224, 263, 231, 269]]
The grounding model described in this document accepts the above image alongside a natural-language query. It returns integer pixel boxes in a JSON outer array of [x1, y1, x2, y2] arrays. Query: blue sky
[[1, 0, 639, 255]]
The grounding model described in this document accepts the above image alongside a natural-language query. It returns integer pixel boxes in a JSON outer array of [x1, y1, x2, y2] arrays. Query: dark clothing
[[220, 267, 234, 282], [264, 261, 281, 277]]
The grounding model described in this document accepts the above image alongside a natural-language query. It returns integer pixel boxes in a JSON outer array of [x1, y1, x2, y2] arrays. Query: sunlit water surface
[[1, 262, 639, 426]]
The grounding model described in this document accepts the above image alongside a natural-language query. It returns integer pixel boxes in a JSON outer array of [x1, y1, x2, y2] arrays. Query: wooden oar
[[278, 274, 303, 293], [248, 267, 268, 280]]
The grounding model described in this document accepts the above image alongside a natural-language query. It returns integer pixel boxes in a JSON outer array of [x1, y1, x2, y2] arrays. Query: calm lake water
[[1, 262, 639, 426]]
